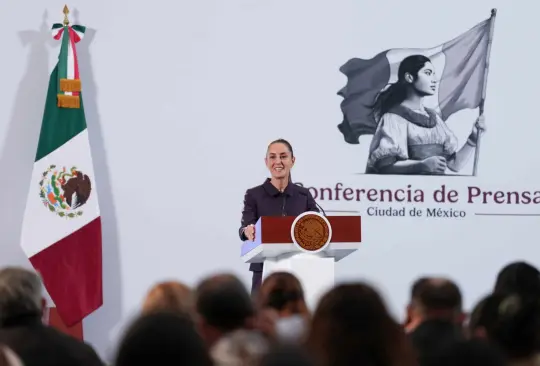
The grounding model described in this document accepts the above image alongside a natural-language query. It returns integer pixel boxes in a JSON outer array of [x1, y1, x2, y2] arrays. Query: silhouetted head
[[306, 283, 416, 366], [115, 312, 212, 366], [142, 280, 194, 319], [493, 261, 540, 300], [194, 274, 254, 346], [469, 292, 540, 360], [406, 277, 464, 332], [0, 267, 45, 325], [257, 272, 308, 317]]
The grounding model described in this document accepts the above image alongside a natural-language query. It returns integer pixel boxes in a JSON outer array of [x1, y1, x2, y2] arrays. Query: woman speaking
[[239, 139, 319, 294]]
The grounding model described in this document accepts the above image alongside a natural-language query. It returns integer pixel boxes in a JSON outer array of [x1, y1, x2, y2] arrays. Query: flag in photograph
[[337, 11, 496, 144], [20, 19, 102, 326]]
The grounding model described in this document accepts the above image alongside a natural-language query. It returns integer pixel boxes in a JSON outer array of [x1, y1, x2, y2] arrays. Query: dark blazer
[[239, 178, 319, 272], [0, 313, 103, 366]]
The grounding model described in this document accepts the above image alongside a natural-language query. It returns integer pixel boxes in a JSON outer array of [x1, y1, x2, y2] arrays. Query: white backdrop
[[1, 0, 539, 358]]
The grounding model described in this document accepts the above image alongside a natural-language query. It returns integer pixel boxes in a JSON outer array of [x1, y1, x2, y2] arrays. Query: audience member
[[406, 277, 465, 364], [142, 280, 194, 317], [404, 277, 430, 332], [114, 312, 212, 366], [1, 255, 539, 366], [0, 267, 103, 366], [469, 293, 540, 365], [195, 273, 268, 366], [306, 282, 416, 366], [493, 261, 540, 300], [406, 277, 465, 332], [256, 272, 309, 343], [105, 279, 195, 363]]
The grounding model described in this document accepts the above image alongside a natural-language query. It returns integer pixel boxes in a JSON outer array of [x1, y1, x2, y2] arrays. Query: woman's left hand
[[469, 115, 486, 144]]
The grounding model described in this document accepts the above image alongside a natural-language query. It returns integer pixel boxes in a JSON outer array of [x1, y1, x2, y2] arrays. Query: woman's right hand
[[244, 224, 255, 241], [421, 156, 447, 174]]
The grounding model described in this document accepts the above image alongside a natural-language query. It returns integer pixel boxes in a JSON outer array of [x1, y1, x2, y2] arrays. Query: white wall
[[1, 0, 539, 359]]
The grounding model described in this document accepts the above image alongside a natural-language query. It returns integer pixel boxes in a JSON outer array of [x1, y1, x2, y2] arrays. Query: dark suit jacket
[[0, 313, 103, 366], [239, 178, 319, 272]]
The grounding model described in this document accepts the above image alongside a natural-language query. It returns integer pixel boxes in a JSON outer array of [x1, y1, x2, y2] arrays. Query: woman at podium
[[238, 139, 319, 294]]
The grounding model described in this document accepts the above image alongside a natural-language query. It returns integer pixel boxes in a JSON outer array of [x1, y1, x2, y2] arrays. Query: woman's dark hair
[[306, 283, 416, 366], [258, 272, 308, 315], [493, 261, 540, 300], [267, 138, 294, 183], [469, 293, 540, 359], [115, 312, 212, 366], [371, 54, 431, 122], [195, 274, 254, 332]]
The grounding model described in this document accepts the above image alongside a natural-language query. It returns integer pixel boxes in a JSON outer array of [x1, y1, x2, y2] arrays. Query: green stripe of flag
[[35, 65, 87, 162]]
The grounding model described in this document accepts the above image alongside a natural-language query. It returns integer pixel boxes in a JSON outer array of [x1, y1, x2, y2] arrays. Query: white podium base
[[262, 252, 334, 312]]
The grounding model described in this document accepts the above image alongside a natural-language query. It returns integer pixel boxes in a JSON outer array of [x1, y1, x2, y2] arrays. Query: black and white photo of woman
[[365, 55, 486, 175]]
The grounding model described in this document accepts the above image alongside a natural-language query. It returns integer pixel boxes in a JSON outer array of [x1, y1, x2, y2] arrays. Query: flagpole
[[63, 5, 70, 26], [472, 8, 497, 176]]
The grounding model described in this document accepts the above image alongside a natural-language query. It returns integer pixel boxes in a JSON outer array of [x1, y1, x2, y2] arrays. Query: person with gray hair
[[0, 267, 103, 366], [0, 267, 44, 326]]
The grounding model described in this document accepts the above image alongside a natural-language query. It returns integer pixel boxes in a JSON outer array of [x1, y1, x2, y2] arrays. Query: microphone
[[294, 182, 327, 216], [315, 201, 327, 217]]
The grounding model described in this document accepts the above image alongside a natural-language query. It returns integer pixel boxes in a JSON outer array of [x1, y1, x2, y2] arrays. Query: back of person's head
[[115, 312, 212, 366], [0, 267, 43, 325], [468, 294, 502, 338], [494, 261, 540, 299], [408, 277, 463, 327], [417, 277, 462, 312], [258, 272, 308, 316], [195, 273, 254, 333], [306, 282, 416, 366], [142, 280, 194, 318], [423, 339, 506, 366], [469, 292, 540, 360]]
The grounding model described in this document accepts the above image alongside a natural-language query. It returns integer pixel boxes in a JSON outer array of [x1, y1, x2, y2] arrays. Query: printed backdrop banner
[[338, 16, 492, 144]]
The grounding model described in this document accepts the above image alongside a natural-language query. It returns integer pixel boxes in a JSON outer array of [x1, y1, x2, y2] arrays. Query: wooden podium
[[241, 212, 361, 310]]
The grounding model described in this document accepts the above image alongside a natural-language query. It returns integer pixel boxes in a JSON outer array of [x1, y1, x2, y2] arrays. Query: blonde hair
[[142, 281, 194, 318]]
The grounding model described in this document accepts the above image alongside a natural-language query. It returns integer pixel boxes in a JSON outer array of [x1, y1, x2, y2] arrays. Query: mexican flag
[[20, 21, 102, 327]]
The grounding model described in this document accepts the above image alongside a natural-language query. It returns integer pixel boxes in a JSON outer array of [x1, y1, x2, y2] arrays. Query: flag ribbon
[[52, 24, 83, 108]]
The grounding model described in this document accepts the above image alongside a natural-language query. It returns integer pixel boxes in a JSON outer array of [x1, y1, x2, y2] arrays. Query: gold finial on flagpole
[[63, 5, 70, 26]]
